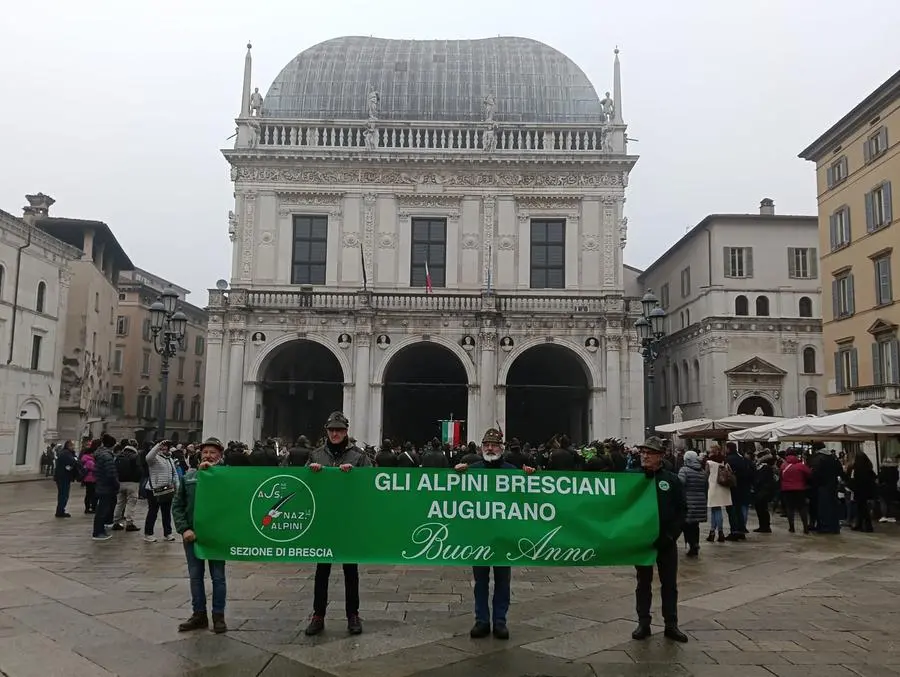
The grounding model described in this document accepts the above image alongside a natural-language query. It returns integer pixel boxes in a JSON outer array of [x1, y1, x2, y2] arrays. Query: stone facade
[[0, 202, 80, 476], [638, 202, 825, 428], [205, 38, 644, 446]]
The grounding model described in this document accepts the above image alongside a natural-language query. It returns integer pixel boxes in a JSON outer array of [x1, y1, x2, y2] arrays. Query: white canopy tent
[[728, 416, 819, 442], [655, 419, 712, 434], [673, 414, 785, 439], [732, 406, 900, 442]]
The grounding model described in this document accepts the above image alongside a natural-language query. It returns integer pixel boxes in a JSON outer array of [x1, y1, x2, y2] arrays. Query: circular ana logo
[[250, 474, 317, 543], [658, 480, 670, 492]]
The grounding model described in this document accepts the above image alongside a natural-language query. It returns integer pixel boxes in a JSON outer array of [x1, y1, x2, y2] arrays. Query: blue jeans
[[473, 566, 511, 625], [55, 478, 71, 515], [710, 507, 724, 531], [183, 541, 226, 614]]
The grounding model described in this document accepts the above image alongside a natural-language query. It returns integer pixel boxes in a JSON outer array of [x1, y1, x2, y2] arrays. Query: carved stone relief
[[582, 235, 600, 251], [342, 233, 360, 248], [362, 193, 377, 280], [497, 235, 516, 251], [378, 232, 396, 249], [240, 193, 256, 281], [462, 233, 479, 250], [482, 196, 495, 284]]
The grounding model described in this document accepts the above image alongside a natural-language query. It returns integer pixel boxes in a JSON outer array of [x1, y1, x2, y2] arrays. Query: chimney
[[22, 193, 55, 225], [759, 198, 775, 216]]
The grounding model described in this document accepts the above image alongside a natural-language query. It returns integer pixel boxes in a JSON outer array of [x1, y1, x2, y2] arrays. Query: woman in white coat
[[706, 444, 733, 542]]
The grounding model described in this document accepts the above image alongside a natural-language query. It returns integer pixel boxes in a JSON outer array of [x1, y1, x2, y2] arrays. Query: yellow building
[[800, 69, 900, 412]]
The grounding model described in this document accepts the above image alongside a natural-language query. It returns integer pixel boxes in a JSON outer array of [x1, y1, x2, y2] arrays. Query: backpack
[[115, 451, 135, 479], [717, 463, 737, 488]]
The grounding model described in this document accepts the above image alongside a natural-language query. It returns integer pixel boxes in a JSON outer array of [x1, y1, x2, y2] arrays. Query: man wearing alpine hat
[[173, 437, 229, 634], [455, 427, 535, 640], [304, 411, 371, 637], [632, 436, 688, 643]]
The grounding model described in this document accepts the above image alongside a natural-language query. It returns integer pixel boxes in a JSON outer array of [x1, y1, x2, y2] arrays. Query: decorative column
[[479, 324, 498, 437], [493, 385, 506, 440], [202, 328, 225, 439], [590, 387, 605, 442], [467, 384, 480, 443], [226, 328, 246, 442], [238, 192, 256, 283], [605, 331, 622, 438], [353, 332, 372, 443], [240, 383, 262, 443], [368, 383, 383, 445]]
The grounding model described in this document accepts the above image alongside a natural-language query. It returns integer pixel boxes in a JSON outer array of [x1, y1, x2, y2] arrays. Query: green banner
[[193, 467, 659, 567]]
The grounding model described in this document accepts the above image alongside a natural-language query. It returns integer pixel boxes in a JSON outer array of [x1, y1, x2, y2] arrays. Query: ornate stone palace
[[205, 36, 643, 446]]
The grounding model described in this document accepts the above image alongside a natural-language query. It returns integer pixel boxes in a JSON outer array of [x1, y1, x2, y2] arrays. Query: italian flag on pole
[[425, 260, 434, 294], [441, 419, 462, 446]]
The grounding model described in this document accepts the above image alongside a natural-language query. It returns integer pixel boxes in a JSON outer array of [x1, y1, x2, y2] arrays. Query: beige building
[[0, 198, 81, 476], [27, 195, 134, 442], [207, 37, 644, 447], [799, 69, 900, 412], [109, 269, 207, 445], [637, 201, 824, 430]]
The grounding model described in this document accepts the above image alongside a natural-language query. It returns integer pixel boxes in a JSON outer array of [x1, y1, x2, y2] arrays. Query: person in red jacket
[[780, 450, 812, 533]]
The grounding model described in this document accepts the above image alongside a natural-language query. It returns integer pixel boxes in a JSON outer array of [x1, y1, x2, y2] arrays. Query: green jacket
[[172, 468, 200, 534]]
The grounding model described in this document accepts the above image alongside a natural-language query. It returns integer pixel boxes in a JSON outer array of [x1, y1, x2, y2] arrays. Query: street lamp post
[[149, 288, 188, 441], [635, 290, 667, 439]]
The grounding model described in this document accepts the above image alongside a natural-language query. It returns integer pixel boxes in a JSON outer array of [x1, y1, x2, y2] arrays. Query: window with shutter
[[826, 165, 834, 188], [745, 248, 754, 277], [873, 342, 884, 385], [809, 248, 818, 278], [850, 348, 859, 387], [891, 340, 900, 384], [787, 248, 796, 278], [829, 214, 837, 250], [874, 255, 893, 305], [834, 352, 844, 393]]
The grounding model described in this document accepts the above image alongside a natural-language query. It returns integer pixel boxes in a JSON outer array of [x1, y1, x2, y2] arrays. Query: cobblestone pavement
[[2, 480, 899, 677]]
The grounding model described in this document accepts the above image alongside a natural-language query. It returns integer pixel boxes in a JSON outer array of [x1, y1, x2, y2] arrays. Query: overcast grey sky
[[3, 0, 898, 305]]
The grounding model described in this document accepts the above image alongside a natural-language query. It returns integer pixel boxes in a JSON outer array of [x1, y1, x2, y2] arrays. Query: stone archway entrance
[[382, 342, 468, 447], [260, 340, 344, 442], [737, 395, 774, 417], [505, 344, 590, 445]]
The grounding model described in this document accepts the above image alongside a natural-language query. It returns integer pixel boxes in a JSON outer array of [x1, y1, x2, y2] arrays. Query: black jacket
[[54, 448, 78, 482], [726, 451, 754, 504], [93, 447, 120, 495], [115, 448, 143, 483], [647, 467, 686, 546]]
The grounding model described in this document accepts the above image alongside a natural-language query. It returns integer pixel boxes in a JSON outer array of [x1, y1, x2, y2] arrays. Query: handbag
[[717, 463, 737, 488], [148, 458, 177, 499]]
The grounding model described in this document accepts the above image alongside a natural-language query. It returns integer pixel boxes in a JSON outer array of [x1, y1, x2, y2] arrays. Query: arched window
[[799, 296, 813, 318], [735, 295, 749, 316], [756, 295, 770, 316], [36, 281, 46, 313], [805, 389, 818, 415], [692, 359, 701, 404], [803, 347, 816, 374]]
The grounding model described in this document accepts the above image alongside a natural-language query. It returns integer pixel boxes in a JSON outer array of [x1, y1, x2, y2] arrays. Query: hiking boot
[[716, 530, 725, 542], [492, 623, 509, 640], [347, 614, 363, 635], [178, 612, 208, 632], [706, 531, 715, 542], [470, 621, 491, 638], [664, 625, 688, 643], [304, 615, 325, 636], [631, 623, 651, 640], [211, 613, 227, 634]]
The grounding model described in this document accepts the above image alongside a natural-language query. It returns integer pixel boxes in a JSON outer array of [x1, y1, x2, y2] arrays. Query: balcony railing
[[251, 118, 618, 154], [851, 384, 900, 407], [213, 288, 638, 315]]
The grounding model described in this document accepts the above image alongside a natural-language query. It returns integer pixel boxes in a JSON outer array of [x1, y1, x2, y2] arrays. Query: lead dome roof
[[262, 36, 604, 123]]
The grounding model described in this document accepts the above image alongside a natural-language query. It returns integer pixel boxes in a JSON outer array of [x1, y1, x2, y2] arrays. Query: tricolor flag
[[441, 419, 462, 446], [424, 260, 434, 294]]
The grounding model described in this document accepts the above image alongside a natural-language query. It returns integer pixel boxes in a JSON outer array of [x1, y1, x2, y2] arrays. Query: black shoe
[[55, 513, 71, 518], [492, 623, 509, 640], [211, 613, 227, 634], [631, 623, 651, 640], [716, 531, 725, 542], [347, 614, 363, 635], [753, 528, 772, 533], [686, 547, 699, 558], [178, 612, 208, 632], [788, 526, 795, 533], [706, 531, 715, 542], [664, 626, 688, 643], [125, 524, 140, 532], [112, 523, 124, 531], [304, 615, 325, 636], [470, 621, 491, 639]]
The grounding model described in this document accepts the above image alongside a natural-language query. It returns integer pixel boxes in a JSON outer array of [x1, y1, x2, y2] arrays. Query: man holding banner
[[632, 437, 688, 643], [454, 427, 535, 641], [304, 411, 371, 637]]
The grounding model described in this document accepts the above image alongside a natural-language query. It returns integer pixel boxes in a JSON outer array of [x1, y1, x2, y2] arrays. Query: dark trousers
[[472, 566, 511, 625], [726, 503, 747, 534], [183, 542, 226, 614], [313, 563, 359, 618], [92, 493, 116, 537], [783, 490, 809, 532], [635, 540, 678, 626], [807, 487, 818, 528], [55, 478, 71, 516], [682, 522, 700, 551], [754, 499, 771, 530], [145, 495, 173, 536], [816, 489, 841, 533], [84, 482, 97, 512], [854, 499, 873, 532]]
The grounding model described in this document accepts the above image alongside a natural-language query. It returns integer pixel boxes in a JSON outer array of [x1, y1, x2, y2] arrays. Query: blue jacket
[[93, 447, 120, 495]]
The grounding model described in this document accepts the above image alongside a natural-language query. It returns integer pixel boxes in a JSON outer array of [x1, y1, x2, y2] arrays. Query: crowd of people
[[42, 418, 894, 644]]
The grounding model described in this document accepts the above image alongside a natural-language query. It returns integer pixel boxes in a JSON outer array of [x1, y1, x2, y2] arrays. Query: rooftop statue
[[366, 88, 380, 120], [600, 91, 615, 123], [249, 87, 264, 116]]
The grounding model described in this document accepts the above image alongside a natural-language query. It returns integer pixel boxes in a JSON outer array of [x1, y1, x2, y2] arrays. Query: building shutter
[[840, 156, 848, 178], [831, 279, 840, 319], [809, 248, 818, 278], [723, 247, 731, 277], [864, 136, 873, 163], [884, 181, 893, 223], [829, 213, 837, 249], [879, 126, 889, 153], [850, 348, 859, 387], [834, 352, 844, 393], [745, 248, 754, 277], [891, 340, 900, 384], [826, 165, 834, 188], [865, 191, 875, 231], [845, 207, 852, 241], [884, 256, 893, 302], [847, 274, 856, 314], [787, 248, 796, 278], [873, 342, 883, 385]]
